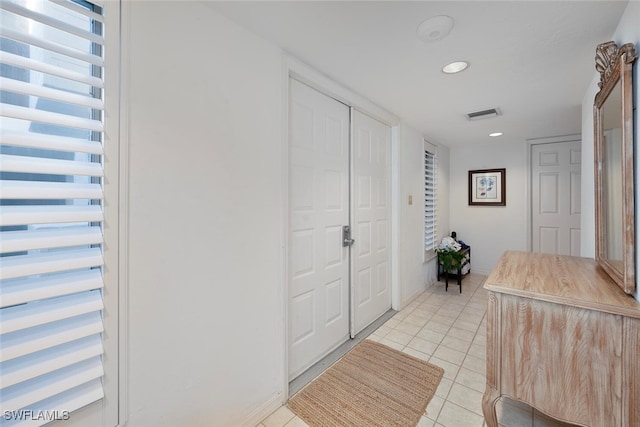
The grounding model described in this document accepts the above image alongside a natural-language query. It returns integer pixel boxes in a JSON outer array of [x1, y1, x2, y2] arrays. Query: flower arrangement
[[435, 237, 466, 273]]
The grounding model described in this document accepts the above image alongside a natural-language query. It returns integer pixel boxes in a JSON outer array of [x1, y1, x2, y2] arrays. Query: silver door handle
[[342, 225, 355, 247]]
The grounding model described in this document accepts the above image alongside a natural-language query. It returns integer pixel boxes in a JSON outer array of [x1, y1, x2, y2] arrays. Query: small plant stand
[[437, 247, 471, 293]]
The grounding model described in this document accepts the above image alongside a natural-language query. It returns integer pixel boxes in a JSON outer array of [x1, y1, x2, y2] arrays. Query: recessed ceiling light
[[489, 132, 503, 137], [416, 15, 454, 43], [442, 61, 469, 74]]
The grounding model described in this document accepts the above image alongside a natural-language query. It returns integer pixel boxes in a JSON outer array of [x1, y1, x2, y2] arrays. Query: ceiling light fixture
[[416, 15, 454, 43], [442, 61, 469, 74], [489, 132, 504, 137]]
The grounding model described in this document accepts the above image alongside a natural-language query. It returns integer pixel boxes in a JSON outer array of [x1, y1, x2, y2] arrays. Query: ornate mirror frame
[[594, 41, 637, 294]]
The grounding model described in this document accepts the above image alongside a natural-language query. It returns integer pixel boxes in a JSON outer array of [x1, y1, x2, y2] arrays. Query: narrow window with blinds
[[424, 148, 437, 252], [0, 0, 108, 424]]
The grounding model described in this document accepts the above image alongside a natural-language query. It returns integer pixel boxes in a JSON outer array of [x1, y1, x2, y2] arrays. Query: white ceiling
[[209, 1, 628, 147]]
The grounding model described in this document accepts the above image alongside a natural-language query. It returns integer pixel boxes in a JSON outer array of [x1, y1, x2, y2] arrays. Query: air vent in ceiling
[[466, 108, 501, 121]]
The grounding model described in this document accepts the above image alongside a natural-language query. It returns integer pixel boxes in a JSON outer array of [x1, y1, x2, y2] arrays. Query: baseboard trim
[[399, 285, 431, 310], [241, 393, 284, 427]]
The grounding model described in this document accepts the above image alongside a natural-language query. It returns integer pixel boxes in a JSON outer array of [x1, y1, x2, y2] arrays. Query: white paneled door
[[531, 140, 582, 256], [288, 79, 391, 380], [288, 79, 350, 380], [351, 110, 392, 335]]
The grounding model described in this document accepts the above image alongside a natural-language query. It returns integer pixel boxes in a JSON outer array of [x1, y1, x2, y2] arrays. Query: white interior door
[[351, 110, 392, 335], [531, 140, 582, 255], [288, 79, 350, 379]]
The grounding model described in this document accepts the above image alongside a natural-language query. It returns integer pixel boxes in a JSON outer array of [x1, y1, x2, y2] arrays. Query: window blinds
[[424, 149, 437, 252], [0, 0, 106, 424]]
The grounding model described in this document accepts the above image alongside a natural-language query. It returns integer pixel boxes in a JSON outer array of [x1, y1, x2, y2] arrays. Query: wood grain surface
[[482, 251, 640, 427], [484, 251, 640, 318], [501, 294, 621, 426]]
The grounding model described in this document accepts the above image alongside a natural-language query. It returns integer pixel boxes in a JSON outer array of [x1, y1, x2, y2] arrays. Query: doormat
[[288, 340, 444, 426]]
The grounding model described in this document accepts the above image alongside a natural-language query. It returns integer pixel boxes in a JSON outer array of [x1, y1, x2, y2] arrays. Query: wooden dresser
[[482, 251, 640, 427]]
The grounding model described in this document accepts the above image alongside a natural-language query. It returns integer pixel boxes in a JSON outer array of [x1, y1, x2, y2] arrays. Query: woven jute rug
[[287, 340, 444, 427]]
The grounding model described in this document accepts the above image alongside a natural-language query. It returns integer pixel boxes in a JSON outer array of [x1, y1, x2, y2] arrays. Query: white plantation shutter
[[0, 0, 109, 424], [424, 142, 437, 252]]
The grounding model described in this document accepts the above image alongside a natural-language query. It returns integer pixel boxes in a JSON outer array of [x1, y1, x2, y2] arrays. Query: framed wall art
[[468, 168, 506, 206]]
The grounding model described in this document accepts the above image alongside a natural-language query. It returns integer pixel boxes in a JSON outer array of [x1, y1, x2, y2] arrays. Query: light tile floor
[[258, 274, 575, 427]]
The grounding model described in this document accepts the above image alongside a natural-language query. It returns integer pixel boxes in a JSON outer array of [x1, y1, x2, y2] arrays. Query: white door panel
[[288, 81, 392, 379], [288, 79, 350, 380], [351, 110, 391, 335], [532, 140, 581, 256]]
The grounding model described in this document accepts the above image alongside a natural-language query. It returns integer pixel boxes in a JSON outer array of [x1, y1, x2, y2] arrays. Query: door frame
[[526, 133, 582, 253], [281, 55, 400, 400]]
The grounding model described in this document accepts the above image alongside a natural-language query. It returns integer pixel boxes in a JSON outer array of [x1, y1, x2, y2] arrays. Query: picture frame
[[468, 168, 506, 206]]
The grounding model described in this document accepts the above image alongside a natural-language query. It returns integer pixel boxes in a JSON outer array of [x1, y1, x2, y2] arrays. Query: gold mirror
[[594, 41, 637, 294]]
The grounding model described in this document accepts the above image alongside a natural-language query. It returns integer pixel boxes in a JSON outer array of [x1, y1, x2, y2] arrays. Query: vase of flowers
[[435, 237, 465, 273]]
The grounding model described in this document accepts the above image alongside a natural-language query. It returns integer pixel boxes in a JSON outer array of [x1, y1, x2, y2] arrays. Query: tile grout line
[[397, 278, 487, 425], [423, 279, 488, 426]]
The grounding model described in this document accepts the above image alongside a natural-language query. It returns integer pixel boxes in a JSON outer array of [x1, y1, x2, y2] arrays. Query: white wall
[[125, 3, 285, 426], [449, 142, 528, 274], [581, 77, 599, 258], [396, 124, 424, 307], [581, 1, 640, 297], [396, 125, 450, 307]]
